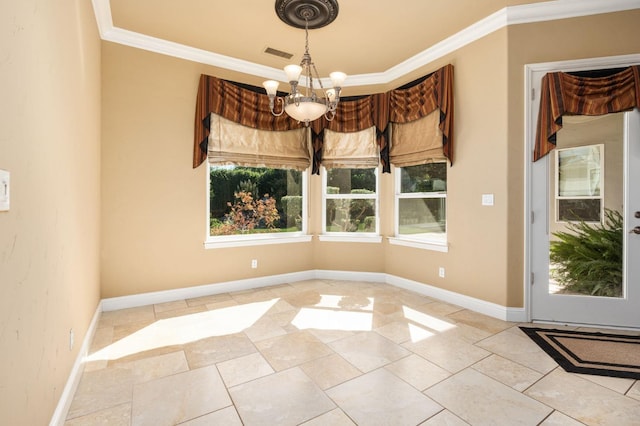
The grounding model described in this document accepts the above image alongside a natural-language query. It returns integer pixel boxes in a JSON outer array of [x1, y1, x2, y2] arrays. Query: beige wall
[[309, 169, 386, 272], [101, 10, 640, 311], [100, 44, 315, 298], [385, 28, 511, 306], [101, 28, 511, 306], [0, 1, 101, 424]]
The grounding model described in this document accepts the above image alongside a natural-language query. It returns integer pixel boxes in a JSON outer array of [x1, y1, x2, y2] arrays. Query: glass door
[[530, 108, 640, 328]]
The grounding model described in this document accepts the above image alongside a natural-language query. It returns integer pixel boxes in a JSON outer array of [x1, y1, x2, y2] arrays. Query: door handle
[[632, 226, 640, 234]]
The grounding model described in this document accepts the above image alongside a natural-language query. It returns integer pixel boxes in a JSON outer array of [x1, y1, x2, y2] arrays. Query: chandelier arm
[[330, 87, 341, 110], [269, 96, 285, 116], [305, 62, 314, 96], [311, 62, 325, 92], [290, 80, 299, 99], [324, 109, 336, 121]]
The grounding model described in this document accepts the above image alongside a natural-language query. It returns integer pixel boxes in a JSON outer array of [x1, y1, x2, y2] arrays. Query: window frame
[[319, 166, 381, 243], [204, 163, 311, 249], [554, 144, 604, 224], [390, 163, 448, 252]]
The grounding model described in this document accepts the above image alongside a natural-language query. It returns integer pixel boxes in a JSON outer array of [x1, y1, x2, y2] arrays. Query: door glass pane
[[555, 145, 603, 222], [548, 114, 624, 297], [557, 199, 601, 222], [557, 146, 601, 197]]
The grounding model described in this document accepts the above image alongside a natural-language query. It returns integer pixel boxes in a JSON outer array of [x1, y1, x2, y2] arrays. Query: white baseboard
[[504, 307, 528, 323], [315, 269, 387, 283], [101, 270, 316, 311], [385, 274, 527, 322], [102, 269, 526, 322], [49, 302, 102, 426]]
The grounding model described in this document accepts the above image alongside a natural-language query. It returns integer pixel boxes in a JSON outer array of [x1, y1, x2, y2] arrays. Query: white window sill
[[387, 237, 449, 252], [205, 233, 312, 249], [318, 234, 383, 243]]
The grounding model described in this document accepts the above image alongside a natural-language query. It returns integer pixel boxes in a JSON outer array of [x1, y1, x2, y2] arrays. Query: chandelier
[[263, 0, 346, 124]]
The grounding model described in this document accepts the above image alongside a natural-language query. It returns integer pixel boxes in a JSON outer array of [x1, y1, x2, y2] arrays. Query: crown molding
[[506, 0, 640, 25], [101, 26, 286, 81], [381, 7, 508, 83], [92, 0, 640, 87]]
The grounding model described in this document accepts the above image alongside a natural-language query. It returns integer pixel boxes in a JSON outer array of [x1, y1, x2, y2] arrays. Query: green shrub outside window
[[209, 166, 303, 236]]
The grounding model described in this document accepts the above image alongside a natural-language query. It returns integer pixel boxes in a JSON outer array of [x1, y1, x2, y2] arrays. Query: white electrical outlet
[[251, 259, 258, 269], [438, 267, 445, 278], [0, 169, 9, 212]]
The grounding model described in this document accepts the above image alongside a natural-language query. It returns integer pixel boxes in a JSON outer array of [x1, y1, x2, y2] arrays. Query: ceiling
[[94, 0, 638, 89]]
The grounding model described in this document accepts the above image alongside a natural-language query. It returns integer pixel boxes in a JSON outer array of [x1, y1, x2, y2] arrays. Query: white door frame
[[524, 53, 640, 325]]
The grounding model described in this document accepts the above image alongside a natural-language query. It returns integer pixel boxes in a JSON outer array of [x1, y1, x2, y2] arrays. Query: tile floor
[[65, 280, 640, 425]]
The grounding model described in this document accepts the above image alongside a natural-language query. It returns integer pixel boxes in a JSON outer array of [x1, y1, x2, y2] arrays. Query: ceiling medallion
[[275, 0, 339, 29]]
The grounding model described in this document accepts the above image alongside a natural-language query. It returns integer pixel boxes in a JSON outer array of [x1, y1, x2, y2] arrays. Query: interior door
[[529, 70, 640, 328]]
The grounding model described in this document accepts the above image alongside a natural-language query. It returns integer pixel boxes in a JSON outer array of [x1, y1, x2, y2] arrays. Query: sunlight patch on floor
[[403, 306, 456, 335], [408, 323, 436, 342], [292, 307, 373, 331], [87, 298, 280, 361], [315, 294, 374, 311]]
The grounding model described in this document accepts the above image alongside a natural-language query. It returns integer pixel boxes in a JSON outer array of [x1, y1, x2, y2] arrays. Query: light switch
[[0, 169, 10, 212], [482, 193, 494, 206]]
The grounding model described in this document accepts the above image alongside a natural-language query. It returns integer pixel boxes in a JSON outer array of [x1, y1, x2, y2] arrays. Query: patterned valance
[[534, 65, 640, 161], [193, 64, 454, 173]]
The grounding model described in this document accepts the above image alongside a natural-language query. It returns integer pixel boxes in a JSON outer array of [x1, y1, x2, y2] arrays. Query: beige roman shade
[[389, 109, 445, 167], [208, 113, 310, 170], [321, 126, 379, 169]]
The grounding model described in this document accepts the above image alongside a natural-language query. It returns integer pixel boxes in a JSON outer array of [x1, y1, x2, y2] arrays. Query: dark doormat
[[520, 327, 640, 380]]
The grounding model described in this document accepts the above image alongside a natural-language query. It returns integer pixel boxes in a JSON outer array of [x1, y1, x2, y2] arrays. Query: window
[[395, 163, 447, 247], [207, 165, 308, 246], [322, 168, 378, 237], [555, 144, 603, 222]]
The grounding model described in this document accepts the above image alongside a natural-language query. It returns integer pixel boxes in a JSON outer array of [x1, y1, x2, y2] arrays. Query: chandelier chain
[[304, 18, 309, 56], [301, 18, 325, 95]]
